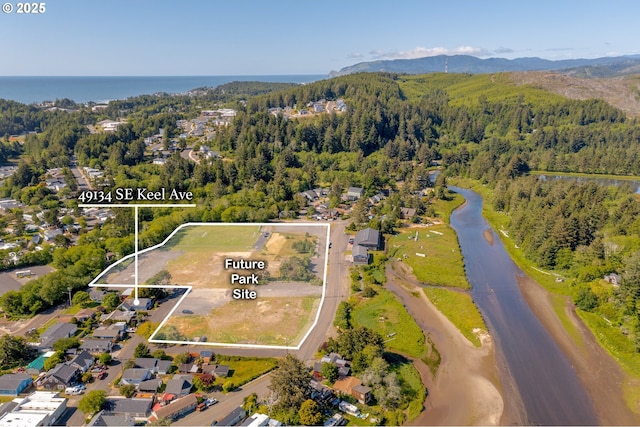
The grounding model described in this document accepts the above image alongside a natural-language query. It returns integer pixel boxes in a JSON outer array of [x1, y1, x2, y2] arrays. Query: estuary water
[[449, 186, 598, 425]]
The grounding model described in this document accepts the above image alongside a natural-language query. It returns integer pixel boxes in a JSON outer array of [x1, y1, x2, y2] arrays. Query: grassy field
[[388, 224, 469, 289], [423, 288, 486, 347], [213, 355, 279, 389], [164, 224, 260, 252], [395, 362, 427, 421], [350, 285, 425, 359]]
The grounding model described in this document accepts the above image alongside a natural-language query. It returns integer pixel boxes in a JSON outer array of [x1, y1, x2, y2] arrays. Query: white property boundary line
[[88, 222, 330, 350]]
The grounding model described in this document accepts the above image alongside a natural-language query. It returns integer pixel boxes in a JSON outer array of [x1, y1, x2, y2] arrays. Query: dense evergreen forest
[[0, 74, 639, 354]]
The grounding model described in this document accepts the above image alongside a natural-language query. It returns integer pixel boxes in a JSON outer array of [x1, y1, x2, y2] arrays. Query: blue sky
[[1, 0, 638, 76]]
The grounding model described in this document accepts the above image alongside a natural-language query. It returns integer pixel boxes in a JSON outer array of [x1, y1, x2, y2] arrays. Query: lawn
[[350, 286, 425, 358], [164, 224, 260, 252], [213, 355, 279, 390], [423, 287, 486, 347], [388, 224, 470, 290]]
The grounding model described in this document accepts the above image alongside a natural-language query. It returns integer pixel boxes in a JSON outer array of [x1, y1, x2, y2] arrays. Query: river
[[449, 186, 598, 425]]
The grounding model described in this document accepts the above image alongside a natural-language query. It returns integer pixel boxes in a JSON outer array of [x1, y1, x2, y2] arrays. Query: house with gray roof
[[80, 339, 113, 354], [151, 393, 198, 422], [40, 322, 78, 350], [87, 410, 134, 427], [352, 244, 369, 265], [165, 375, 193, 397], [104, 397, 153, 420], [354, 228, 380, 249], [346, 187, 364, 200], [0, 373, 33, 396], [120, 369, 152, 387], [138, 379, 162, 393], [68, 351, 94, 373], [38, 363, 79, 390], [134, 358, 171, 375]]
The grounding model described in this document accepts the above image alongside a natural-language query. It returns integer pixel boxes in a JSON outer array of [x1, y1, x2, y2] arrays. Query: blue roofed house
[[0, 373, 33, 396]]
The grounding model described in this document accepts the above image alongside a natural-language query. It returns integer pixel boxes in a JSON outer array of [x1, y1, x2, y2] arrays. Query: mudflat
[[386, 263, 508, 425]]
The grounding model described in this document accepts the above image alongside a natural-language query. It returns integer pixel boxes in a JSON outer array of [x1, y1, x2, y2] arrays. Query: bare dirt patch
[[164, 295, 320, 346]]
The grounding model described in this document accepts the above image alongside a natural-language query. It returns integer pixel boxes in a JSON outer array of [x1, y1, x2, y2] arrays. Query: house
[[241, 413, 283, 427], [104, 397, 153, 420], [400, 207, 417, 219], [134, 358, 171, 375], [217, 407, 247, 427], [604, 273, 621, 287], [87, 410, 134, 427], [178, 363, 199, 374], [302, 190, 318, 202], [38, 363, 79, 391], [100, 309, 136, 324], [138, 379, 162, 393], [352, 244, 369, 266], [120, 369, 152, 387], [201, 364, 217, 375], [351, 384, 372, 404], [68, 351, 94, 374], [43, 228, 63, 242], [199, 351, 214, 364], [333, 376, 362, 397], [39, 322, 78, 350], [0, 391, 67, 426], [80, 339, 113, 354], [346, 187, 364, 200], [151, 393, 198, 422], [214, 364, 230, 377], [89, 289, 106, 303], [93, 323, 126, 341], [25, 351, 56, 375], [0, 373, 33, 396], [152, 158, 166, 165], [165, 375, 193, 397], [122, 297, 152, 311], [353, 228, 380, 249]]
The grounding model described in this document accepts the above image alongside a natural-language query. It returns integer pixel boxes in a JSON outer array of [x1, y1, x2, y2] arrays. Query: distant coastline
[[0, 75, 326, 104]]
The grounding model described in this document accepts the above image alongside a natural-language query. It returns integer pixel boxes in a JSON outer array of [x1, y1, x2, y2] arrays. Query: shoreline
[[516, 274, 640, 425], [386, 263, 511, 425]]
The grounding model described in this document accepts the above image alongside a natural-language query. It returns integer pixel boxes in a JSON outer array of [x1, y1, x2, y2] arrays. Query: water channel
[[449, 186, 598, 425]]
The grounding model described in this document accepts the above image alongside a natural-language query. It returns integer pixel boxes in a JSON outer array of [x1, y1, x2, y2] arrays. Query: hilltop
[[508, 72, 640, 118], [329, 54, 640, 78]]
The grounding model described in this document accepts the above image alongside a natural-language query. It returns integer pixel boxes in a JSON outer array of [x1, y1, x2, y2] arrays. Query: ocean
[[0, 75, 326, 104]]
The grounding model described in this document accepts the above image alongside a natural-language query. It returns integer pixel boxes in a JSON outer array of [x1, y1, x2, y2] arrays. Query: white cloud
[[348, 52, 364, 59], [369, 45, 490, 60]]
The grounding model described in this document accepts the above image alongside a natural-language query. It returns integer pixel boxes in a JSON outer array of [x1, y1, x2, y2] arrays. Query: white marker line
[[88, 222, 330, 350], [80, 203, 195, 303]]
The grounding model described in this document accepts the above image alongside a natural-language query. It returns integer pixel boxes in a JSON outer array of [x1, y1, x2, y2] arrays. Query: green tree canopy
[[78, 390, 106, 415]]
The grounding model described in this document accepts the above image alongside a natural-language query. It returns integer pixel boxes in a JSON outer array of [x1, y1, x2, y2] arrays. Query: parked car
[[96, 371, 107, 380], [206, 398, 218, 407], [182, 309, 194, 314], [196, 402, 207, 412]]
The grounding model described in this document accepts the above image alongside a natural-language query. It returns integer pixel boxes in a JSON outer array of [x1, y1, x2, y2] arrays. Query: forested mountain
[[329, 54, 640, 77]]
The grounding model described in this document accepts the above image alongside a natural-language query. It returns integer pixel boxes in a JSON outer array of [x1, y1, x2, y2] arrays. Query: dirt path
[[386, 263, 507, 425], [517, 275, 640, 425]]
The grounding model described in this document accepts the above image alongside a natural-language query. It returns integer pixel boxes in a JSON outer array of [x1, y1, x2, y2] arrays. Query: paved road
[[173, 373, 272, 426], [69, 156, 92, 191]]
